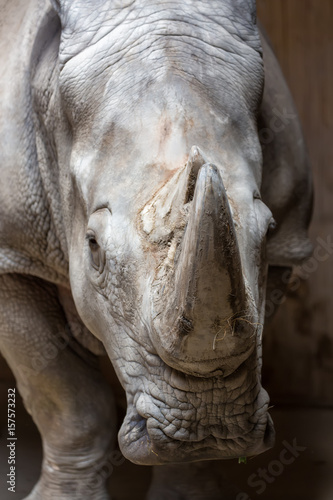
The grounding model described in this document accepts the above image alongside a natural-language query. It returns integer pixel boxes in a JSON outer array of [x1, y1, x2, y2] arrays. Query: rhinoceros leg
[[0, 274, 115, 500], [147, 462, 240, 500]]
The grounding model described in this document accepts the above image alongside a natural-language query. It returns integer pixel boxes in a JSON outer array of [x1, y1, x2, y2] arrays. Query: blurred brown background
[[258, 0, 333, 407]]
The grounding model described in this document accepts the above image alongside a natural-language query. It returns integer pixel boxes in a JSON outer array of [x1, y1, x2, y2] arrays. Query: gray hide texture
[[0, 0, 312, 499]]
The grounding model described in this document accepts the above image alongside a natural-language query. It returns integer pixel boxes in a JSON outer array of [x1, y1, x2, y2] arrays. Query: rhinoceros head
[[48, 0, 304, 465]]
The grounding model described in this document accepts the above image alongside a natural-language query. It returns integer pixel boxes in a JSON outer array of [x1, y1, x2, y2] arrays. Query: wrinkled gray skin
[[0, 0, 312, 499]]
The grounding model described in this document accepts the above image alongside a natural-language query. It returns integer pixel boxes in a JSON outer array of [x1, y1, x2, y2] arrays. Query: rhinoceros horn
[[173, 163, 247, 330], [148, 148, 251, 376], [141, 145, 208, 242]]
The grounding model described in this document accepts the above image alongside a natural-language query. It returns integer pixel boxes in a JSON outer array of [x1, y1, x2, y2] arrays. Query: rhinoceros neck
[[0, 0, 69, 286]]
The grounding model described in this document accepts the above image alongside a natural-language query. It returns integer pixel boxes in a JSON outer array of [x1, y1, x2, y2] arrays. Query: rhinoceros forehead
[[58, 2, 263, 116], [57, 0, 261, 64]]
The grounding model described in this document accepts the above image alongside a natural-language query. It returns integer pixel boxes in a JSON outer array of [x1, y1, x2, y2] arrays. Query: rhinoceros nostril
[[263, 414, 275, 449], [136, 416, 147, 434], [178, 315, 194, 336]]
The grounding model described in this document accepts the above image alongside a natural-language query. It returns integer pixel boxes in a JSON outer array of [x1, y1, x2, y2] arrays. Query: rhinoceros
[[0, 0, 312, 498]]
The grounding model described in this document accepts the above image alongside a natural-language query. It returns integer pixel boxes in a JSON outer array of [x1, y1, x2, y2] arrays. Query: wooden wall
[[258, 0, 333, 405]]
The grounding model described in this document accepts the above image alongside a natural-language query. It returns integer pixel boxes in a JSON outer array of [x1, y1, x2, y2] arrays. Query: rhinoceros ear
[[260, 32, 313, 268]]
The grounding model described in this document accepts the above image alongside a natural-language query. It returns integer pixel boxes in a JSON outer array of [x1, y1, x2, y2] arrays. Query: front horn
[[150, 160, 254, 376]]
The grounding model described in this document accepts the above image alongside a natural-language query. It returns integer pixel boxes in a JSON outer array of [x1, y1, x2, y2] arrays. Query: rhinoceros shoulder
[[0, 0, 67, 284]]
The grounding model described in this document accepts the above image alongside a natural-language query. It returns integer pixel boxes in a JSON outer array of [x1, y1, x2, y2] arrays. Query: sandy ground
[[0, 381, 332, 500]]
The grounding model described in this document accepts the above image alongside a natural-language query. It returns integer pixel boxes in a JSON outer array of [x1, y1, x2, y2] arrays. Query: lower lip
[[118, 411, 272, 466]]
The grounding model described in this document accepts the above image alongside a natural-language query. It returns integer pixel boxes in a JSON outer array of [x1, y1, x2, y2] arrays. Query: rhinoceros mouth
[[115, 345, 275, 465], [118, 385, 275, 466]]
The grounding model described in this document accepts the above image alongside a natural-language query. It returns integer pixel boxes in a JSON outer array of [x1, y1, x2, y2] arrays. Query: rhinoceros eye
[[267, 218, 277, 235], [87, 233, 102, 271]]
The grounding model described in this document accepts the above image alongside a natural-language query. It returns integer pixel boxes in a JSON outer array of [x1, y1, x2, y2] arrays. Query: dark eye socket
[[86, 233, 103, 270], [88, 236, 99, 250]]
